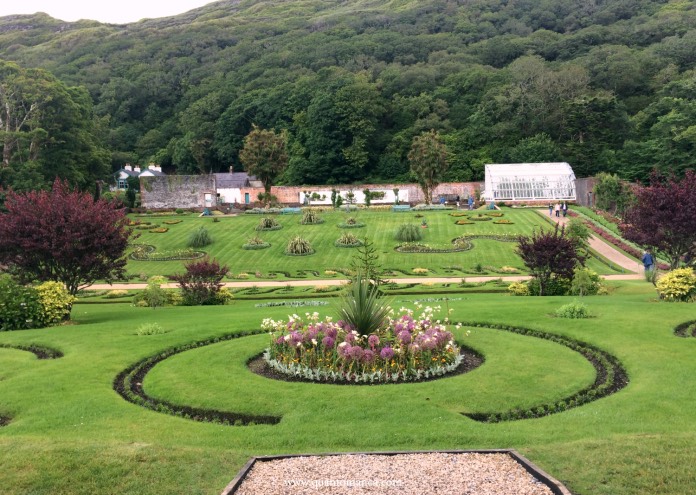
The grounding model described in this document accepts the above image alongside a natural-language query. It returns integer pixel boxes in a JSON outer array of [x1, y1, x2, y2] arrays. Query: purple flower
[[368, 334, 380, 349], [362, 349, 376, 363], [325, 327, 338, 339], [344, 332, 356, 344], [322, 336, 335, 348], [380, 346, 394, 360], [397, 330, 411, 345]]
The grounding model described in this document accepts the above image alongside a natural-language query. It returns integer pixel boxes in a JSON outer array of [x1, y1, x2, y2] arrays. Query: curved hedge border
[[112, 331, 281, 427], [395, 239, 472, 253], [0, 343, 64, 427], [459, 321, 628, 423], [674, 320, 696, 338], [453, 234, 518, 244], [0, 343, 64, 359], [129, 244, 205, 261]]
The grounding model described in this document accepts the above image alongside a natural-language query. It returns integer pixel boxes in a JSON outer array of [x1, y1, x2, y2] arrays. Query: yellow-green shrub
[[36, 281, 75, 325], [656, 268, 696, 302], [508, 281, 530, 296]]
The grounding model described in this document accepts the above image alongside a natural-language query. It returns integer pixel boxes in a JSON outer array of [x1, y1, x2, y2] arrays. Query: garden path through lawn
[[537, 209, 643, 274]]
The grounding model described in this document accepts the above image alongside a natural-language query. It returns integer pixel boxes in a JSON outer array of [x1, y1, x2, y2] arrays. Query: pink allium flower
[[397, 330, 412, 345], [380, 346, 394, 360], [322, 336, 335, 348], [368, 334, 380, 349]]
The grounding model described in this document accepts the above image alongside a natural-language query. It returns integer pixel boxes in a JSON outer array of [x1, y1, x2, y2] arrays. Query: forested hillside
[[1, 0, 695, 190]]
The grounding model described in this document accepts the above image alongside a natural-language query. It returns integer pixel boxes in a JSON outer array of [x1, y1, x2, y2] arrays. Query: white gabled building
[[113, 164, 164, 190]]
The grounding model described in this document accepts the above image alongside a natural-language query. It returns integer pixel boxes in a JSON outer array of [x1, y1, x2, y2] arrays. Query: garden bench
[[392, 205, 412, 212]]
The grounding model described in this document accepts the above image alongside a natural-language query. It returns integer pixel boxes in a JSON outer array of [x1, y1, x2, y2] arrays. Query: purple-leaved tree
[[517, 224, 585, 296], [620, 170, 696, 269], [0, 179, 132, 299]]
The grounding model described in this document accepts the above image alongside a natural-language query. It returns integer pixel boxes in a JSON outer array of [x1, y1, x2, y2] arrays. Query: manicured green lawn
[[126, 208, 621, 279], [1, 281, 694, 494]]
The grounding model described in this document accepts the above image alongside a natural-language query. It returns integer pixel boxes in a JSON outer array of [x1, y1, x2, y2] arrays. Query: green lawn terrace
[[126, 208, 625, 280], [1, 281, 695, 494]]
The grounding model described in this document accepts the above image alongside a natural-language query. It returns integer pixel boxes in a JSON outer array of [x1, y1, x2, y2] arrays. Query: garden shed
[[483, 162, 576, 202]]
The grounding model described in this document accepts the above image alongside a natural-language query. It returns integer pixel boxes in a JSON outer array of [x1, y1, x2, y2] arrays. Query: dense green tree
[[239, 124, 288, 205], [408, 130, 449, 204]]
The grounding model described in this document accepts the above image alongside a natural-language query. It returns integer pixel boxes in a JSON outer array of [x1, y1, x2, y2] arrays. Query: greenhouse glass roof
[[483, 162, 576, 201]]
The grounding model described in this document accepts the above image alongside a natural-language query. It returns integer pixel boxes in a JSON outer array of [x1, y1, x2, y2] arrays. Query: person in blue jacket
[[642, 249, 654, 273]]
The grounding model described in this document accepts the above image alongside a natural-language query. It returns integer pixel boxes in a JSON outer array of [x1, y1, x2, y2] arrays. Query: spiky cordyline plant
[[338, 273, 392, 337]]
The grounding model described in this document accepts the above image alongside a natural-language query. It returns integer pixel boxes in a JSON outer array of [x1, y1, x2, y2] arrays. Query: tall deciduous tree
[[517, 224, 584, 296], [239, 124, 288, 205], [408, 129, 449, 204], [0, 179, 132, 298], [621, 170, 696, 269]]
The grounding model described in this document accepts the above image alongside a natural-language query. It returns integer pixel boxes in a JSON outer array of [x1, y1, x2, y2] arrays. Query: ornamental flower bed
[[262, 305, 463, 383], [493, 219, 514, 224], [149, 227, 169, 233]]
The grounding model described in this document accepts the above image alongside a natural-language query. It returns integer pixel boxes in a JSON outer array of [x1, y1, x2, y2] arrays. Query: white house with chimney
[[113, 164, 164, 190]]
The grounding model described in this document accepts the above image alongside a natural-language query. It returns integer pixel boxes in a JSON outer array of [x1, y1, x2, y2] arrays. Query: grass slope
[[127, 208, 620, 279], [0, 281, 694, 494]]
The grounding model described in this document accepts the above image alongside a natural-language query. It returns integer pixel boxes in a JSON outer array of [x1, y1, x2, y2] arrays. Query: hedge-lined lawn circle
[[121, 322, 627, 426], [0, 344, 64, 427]]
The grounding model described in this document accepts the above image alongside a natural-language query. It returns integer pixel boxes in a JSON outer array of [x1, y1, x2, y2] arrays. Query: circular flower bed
[[263, 305, 464, 383]]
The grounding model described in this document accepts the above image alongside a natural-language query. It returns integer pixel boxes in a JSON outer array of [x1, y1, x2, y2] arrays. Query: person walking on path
[[468, 196, 474, 210], [561, 202, 568, 217], [554, 203, 561, 217], [548, 203, 553, 216], [642, 248, 655, 275]]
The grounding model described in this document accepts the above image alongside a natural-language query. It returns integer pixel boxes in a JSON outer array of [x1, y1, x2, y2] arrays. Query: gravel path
[[537, 209, 643, 273], [230, 452, 560, 495]]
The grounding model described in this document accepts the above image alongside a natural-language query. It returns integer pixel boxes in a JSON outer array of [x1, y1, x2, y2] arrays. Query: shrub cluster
[[555, 301, 591, 319], [256, 217, 281, 231], [242, 235, 271, 250], [285, 236, 314, 255], [300, 209, 324, 225], [395, 223, 422, 242], [187, 226, 213, 248], [656, 268, 696, 302], [0, 276, 74, 331], [335, 232, 363, 248], [171, 257, 231, 306]]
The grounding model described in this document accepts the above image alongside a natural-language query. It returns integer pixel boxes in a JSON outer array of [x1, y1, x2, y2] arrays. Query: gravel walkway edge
[[222, 450, 573, 495]]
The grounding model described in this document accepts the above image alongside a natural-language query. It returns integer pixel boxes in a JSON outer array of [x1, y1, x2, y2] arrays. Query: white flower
[[311, 339, 317, 346]]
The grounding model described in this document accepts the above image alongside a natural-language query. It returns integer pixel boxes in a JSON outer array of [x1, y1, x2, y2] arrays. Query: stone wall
[[575, 177, 598, 207], [140, 175, 217, 209], [238, 182, 484, 206]]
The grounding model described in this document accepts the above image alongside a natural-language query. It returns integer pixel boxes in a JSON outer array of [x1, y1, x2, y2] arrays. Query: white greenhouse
[[483, 162, 576, 202]]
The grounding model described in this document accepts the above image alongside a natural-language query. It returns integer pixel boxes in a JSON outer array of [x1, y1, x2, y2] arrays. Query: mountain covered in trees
[[1, 0, 695, 191]]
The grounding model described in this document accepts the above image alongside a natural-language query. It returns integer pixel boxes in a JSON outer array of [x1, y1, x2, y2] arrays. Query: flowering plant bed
[[162, 220, 183, 225], [149, 227, 169, 233], [493, 219, 514, 224], [454, 219, 474, 225], [395, 239, 472, 253], [486, 212, 504, 217], [262, 305, 465, 383], [129, 244, 205, 261]]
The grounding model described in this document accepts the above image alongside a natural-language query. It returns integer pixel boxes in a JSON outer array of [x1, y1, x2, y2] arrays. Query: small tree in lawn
[[621, 170, 696, 269], [350, 236, 387, 289], [408, 130, 449, 205], [239, 124, 288, 206], [517, 224, 585, 296], [0, 179, 132, 301], [172, 257, 229, 306]]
